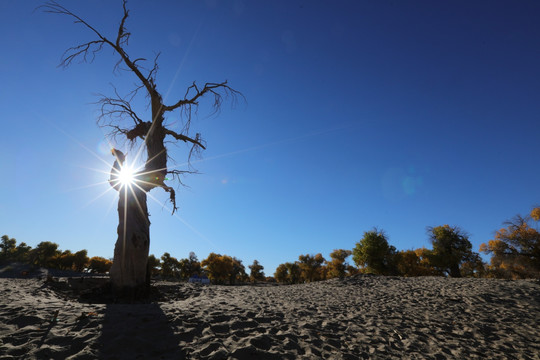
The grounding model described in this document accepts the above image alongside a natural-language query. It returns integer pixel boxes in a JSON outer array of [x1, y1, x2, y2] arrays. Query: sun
[[117, 164, 136, 187]]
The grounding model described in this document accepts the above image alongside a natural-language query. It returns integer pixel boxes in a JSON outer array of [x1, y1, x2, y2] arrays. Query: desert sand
[[0, 269, 538, 359]]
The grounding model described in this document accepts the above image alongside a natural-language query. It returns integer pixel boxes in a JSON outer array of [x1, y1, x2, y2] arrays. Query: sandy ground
[[0, 273, 538, 359]]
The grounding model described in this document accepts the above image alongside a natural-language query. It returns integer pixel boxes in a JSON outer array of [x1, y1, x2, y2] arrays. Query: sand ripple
[[1, 275, 539, 359]]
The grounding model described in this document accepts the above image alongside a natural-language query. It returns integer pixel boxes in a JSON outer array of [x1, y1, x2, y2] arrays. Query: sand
[[0, 272, 538, 359]]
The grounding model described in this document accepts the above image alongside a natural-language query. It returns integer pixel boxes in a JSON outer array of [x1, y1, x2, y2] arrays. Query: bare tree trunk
[[449, 263, 462, 278], [109, 185, 150, 297]]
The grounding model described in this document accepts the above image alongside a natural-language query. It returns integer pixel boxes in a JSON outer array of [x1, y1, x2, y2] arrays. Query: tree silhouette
[[42, 1, 241, 297]]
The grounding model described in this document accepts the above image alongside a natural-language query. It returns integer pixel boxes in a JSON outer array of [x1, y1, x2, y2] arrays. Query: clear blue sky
[[1, 0, 539, 274]]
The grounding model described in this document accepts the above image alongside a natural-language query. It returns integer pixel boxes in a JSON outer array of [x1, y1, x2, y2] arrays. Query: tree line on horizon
[[1, 207, 538, 283], [0, 239, 112, 274], [0, 240, 266, 284], [275, 206, 540, 283]]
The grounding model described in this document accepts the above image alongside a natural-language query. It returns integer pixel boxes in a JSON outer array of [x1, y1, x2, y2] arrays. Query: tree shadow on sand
[[98, 303, 185, 360], [43, 277, 187, 359]]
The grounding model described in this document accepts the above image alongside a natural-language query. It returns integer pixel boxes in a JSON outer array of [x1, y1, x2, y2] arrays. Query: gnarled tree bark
[[108, 150, 150, 296]]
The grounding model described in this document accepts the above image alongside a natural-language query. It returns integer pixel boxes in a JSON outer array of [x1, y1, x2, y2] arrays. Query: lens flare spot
[[97, 139, 112, 156]]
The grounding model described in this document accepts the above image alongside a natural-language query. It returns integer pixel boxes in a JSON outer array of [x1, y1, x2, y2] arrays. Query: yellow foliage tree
[[0, 235, 16, 261], [229, 257, 247, 284], [298, 253, 325, 282], [274, 263, 289, 283], [88, 257, 113, 273], [160, 253, 181, 278], [459, 252, 486, 278], [326, 249, 353, 279], [53, 250, 75, 270], [480, 209, 540, 279], [427, 225, 474, 277], [273, 262, 301, 284], [201, 253, 246, 284], [72, 250, 89, 272], [248, 260, 265, 283], [395, 249, 437, 277], [352, 229, 396, 275], [531, 207, 540, 221]]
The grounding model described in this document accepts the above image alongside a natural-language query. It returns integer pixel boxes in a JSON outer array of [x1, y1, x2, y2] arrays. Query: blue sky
[[1, 0, 539, 274]]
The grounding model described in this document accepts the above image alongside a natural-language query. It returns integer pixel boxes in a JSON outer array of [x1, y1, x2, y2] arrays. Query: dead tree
[[42, 1, 241, 297]]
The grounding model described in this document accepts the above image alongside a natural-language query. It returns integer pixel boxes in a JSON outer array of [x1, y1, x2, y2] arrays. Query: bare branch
[[126, 82, 146, 103], [144, 52, 160, 84], [40, 1, 107, 41], [167, 169, 198, 187], [100, 124, 131, 143], [164, 129, 206, 150], [164, 186, 178, 213], [97, 94, 144, 127], [188, 133, 206, 161], [60, 40, 105, 68], [162, 82, 243, 149], [117, 0, 131, 47], [111, 2, 155, 96], [40, 1, 110, 68], [95, 85, 145, 143], [41, 0, 155, 97], [163, 81, 242, 112], [133, 58, 147, 66]]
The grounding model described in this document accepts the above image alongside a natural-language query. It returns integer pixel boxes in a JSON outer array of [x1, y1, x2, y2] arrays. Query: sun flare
[[117, 164, 136, 186]]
